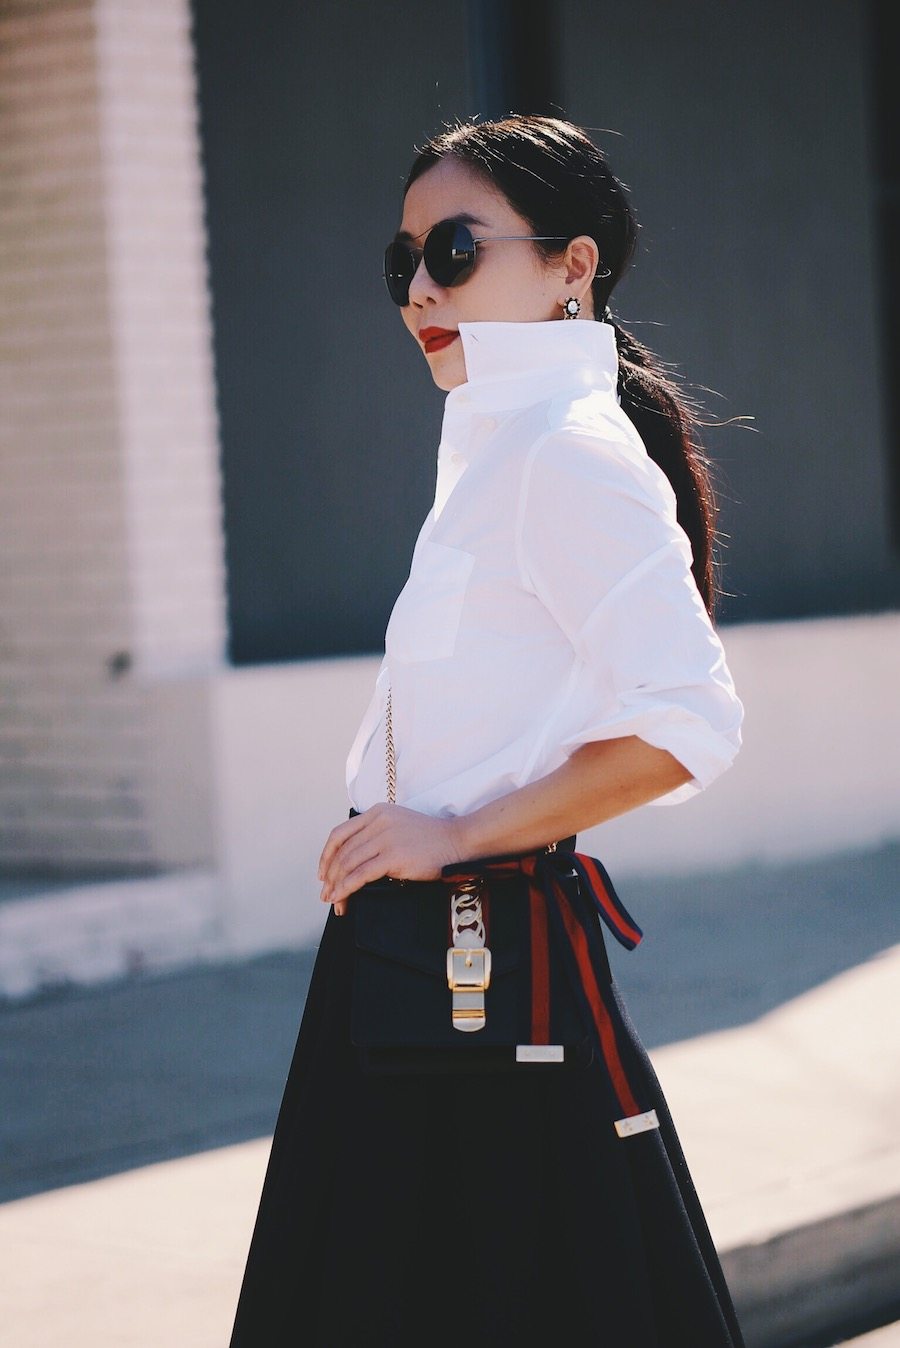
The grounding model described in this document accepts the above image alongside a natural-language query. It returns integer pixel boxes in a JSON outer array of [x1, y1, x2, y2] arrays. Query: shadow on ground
[[1, 839, 897, 1204], [606, 838, 900, 1046]]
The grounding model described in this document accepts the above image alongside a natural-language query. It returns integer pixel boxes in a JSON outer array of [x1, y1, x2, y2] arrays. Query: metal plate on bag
[[516, 1044, 565, 1063], [614, 1109, 660, 1138]]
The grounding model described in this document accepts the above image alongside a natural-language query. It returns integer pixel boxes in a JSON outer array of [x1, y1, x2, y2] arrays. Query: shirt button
[[450, 451, 463, 463]]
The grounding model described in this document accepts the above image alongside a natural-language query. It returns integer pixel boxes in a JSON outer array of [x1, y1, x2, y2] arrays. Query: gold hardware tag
[[614, 1109, 660, 1138]]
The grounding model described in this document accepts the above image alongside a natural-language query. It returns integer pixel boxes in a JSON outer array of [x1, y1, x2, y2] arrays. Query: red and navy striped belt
[[440, 846, 660, 1138]]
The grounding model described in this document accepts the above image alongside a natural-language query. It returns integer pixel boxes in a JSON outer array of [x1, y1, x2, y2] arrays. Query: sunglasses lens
[[383, 242, 415, 306], [423, 220, 476, 287], [383, 221, 477, 305]]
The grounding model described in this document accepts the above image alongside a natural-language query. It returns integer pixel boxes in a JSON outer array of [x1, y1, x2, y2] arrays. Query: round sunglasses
[[383, 219, 570, 307]]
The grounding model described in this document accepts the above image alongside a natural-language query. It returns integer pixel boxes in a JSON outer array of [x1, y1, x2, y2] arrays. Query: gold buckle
[[446, 946, 491, 1032], [446, 946, 492, 991]]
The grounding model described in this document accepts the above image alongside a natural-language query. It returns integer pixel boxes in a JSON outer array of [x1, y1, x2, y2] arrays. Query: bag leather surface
[[350, 841, 599, 1076]]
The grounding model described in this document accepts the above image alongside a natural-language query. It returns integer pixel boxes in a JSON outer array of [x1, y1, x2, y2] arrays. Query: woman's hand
[[318, 738, 692, 915], [317, 803, 466, 915]]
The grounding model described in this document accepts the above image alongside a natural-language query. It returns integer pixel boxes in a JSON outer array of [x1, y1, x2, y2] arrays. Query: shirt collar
[[447, 318, 619, 418], [432, 319, 621, 518]]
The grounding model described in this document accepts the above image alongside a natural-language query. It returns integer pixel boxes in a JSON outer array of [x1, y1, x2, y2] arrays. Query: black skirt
[[228, 880, 746, 1347]]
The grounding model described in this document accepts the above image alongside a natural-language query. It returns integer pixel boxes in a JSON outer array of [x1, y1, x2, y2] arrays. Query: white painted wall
[[206, 610, 900, 957], [3, 610, 897, 999]]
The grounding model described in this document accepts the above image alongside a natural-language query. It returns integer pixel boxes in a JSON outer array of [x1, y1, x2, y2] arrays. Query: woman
[[230, 115, 746, 1347]]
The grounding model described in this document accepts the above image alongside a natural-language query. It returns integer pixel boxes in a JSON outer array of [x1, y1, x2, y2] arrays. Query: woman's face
[[395, 157, 585, 391]]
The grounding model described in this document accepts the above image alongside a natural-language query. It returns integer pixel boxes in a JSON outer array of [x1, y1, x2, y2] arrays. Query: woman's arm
[[319, 736, 692, 914]]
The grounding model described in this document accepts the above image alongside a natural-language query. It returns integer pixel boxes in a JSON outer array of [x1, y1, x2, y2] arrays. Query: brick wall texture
[[0, 0, 228, 873]]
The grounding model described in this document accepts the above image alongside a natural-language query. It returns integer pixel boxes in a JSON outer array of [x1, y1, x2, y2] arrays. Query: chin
[[427, 353, 467, 392], [431, 372, 462, 392]]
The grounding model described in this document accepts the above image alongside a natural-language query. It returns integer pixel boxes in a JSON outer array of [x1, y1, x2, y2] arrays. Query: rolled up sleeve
[[516, 428, 744, 806]]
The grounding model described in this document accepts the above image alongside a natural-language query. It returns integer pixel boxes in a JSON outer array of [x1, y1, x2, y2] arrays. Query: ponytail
[[605, 317, 722, 621]]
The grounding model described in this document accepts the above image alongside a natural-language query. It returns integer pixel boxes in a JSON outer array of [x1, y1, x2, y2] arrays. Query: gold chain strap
[[385, 682, 396, 805], [384, 682, 407, 887]]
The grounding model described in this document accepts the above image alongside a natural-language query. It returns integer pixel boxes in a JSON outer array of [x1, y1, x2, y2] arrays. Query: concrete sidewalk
[[0, 841, 898, 1347], [839, 1327, 900, 1346], [655, 942, 900, 1347]]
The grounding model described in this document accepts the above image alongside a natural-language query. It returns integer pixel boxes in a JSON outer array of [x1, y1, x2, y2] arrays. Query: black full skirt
[[229, 896, 745, 1347]]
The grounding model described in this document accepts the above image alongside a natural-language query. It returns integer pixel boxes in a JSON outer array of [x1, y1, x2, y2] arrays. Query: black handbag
[[350, 835, 592, 1076], [348, 824, 651, 1087]]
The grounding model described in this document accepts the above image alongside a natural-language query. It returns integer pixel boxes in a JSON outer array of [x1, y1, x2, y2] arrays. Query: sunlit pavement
[[649, 942, 900, 1347], [833, 1323, 900, 1346]]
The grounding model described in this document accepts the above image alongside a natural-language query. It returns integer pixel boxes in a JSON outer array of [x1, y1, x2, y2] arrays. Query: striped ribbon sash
[[440, 848, 658, 1134]]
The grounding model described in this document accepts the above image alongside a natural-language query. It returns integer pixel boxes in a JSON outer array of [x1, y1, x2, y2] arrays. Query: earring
[[562, 296, 581, 320]]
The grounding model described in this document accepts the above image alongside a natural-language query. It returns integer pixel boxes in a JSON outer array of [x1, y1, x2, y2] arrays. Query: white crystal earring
[[562, 296, 581, 320]]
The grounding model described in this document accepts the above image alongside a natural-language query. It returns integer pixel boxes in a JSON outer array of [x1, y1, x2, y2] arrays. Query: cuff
[[558, 703, 742, 808]]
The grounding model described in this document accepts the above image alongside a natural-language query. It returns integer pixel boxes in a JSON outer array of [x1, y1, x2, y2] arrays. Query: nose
[[407, 253, 441, 309]]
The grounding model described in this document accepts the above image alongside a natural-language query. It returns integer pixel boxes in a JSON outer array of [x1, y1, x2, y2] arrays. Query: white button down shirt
[[346, 319, 744, 817]]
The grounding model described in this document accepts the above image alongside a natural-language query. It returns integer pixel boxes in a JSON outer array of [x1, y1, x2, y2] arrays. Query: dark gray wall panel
[[190, 0, 474, 661], [562, 0, 900, 622], [192, 0, 899, 661]]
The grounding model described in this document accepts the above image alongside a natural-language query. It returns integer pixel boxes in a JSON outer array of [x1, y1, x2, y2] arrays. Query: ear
[[560, 235, 599, 301]]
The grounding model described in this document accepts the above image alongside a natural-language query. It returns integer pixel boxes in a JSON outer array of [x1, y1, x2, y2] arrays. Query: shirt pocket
[[385, 540, 476, 664]]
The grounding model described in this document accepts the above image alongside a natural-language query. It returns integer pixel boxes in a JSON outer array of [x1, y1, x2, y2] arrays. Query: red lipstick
[[420, 326, 459, 355]]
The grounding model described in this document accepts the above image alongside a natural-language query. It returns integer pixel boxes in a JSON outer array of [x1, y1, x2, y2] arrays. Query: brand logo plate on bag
[[516, 1044, 565, 1063], [614, 1109, 660, 1138]]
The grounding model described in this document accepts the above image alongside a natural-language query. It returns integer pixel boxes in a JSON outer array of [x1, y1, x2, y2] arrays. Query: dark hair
[[404, 115, 725, 622]]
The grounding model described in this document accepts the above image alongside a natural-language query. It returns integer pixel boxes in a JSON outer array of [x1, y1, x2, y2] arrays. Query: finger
[[320, 840, 384, 903], [329, 850, 392, 905], [317, 814, 363, 878], [321, 810, 396, 889], [318, 814, 367, 881], [325, 832, 390, 890]]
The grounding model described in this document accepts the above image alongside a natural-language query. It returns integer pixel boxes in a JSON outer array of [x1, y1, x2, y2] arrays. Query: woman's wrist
[[449, 786, 572, 862]]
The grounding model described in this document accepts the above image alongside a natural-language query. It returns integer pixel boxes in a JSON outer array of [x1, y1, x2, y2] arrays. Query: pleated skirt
[[229, 895, 746, 1347]]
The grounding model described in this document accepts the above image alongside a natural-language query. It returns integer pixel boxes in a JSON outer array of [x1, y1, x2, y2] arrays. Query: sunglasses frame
[[383, 218, 572, 307]]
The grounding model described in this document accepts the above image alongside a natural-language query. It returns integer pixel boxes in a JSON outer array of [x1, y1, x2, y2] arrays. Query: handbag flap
[[352, 880, 523, 978]]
